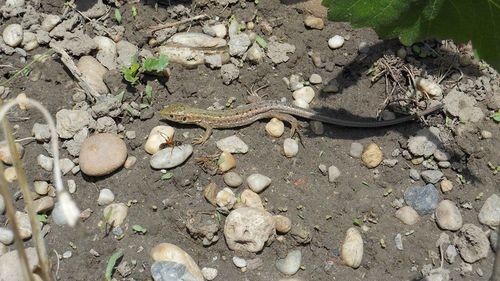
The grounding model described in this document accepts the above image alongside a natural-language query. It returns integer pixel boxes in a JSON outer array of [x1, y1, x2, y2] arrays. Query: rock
[[211, 24, 227, 38], [67, 180, 77, 194], [14, 211, 31, 240], [416, 78, 443, 99], [246, 44, 264, 64], [275, 250, 301, 275], [224, 207, 275, 252], [265, 118, 285, 138], [232, 256, 247, 268], [481, 130, 492, 139], [97, 189, 115, 206], [216, 188, 236, 209], [478, 194, 500, 227], [361, 143, 383, 168], [443, 89, 484, 122], [421, 170, 444, 184], [116, 40, 139, 67], [94, 36, 117, 70], [292, 86, 315, 103], [341, 227, 363, 269], [240, 189, 264, 210], [216, 135, 248, 154], [79, 133, 128, 176], [0, 247, 39, 281], [304, 15, 324, 29], [394, 233, 403, 250], [0, 195, 4, 214], [0, 142, 24, 165], [409, 169, 420, 180], [33, 197, 54, 213], [288, 74, 303, 91], [349, 142, 363, 158], [218, 151, 236, 172], [293, 99, 309, 109], [103, 203, 128, 227], [41, 14, 61, 31], [328, 165, 341, 182], [283, 138, 299, 157], [440, 179, 453, 192], [205, 54, 222, 69], [59, 158, 75, 175], [274, 215, 292, 234], [145, 126, 175, 155], [37, 154, 53, 171], [328, 35, 344, 49], [404, 184, 440, 215], [309, 74, 322, 84], [223, 171, 243, 187], [168, 32, 226, 48], [266, 38, 295, 64], [454, 224, 489, 263], [228, 33, 251, 57], [490, 231, 498, 251], [445, 245, 458, 263], [32, 123, 50, 142], [95, 116, 117, 133], [382, 158, 398, 167], [150, 243, 203, 281], [56, 109, 92, 139], [2, 24, 23, 47], [151, 261, 203, 281], [77, 56, 109, 95], [150, 144, 193, 169], [435, 200, 463, 231], [395, 206, 420, 225], [185, 212, 220, 246], [433, 149, 450, 161], [221, 63, 239, 85], [3, 167, 16, 183], [0, 227, 14, 245], [407, 129, 439, 157], [21, 31, 38, 51], [247, 174, 272, 193], [201, 267, 217, 280]]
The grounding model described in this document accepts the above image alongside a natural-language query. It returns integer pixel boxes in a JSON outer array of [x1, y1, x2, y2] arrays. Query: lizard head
[[160, 103, 196, 124]]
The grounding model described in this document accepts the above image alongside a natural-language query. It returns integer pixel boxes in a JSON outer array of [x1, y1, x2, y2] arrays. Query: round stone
[[79, 133, 127, 176]]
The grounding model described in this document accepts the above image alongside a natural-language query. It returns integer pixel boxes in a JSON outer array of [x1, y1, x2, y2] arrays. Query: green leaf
[[144, 84, 153, 100], [114, 8, 122, 24], [353, 218, 363, 226], [255, 35, 268, 49], [132, 224, 147, 234], [131, 6, 138, 18], [161, 172, 173, 180], [492, 110, 500, 122], [322, 0, 500, 70], [36, 214, 48, 223], [143, 55, 169, 72], [120, 63, 141, 84], [105, 250, 123, 281]]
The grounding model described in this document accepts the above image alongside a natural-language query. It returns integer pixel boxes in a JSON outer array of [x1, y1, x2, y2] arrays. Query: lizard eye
[[181, 117, 188, 122]]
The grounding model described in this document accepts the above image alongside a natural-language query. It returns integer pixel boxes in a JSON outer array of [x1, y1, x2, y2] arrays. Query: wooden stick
[[147, 14, 208, 34]]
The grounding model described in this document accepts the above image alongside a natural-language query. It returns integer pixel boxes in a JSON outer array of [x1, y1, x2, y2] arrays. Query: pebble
[[144, 126, 175, 155], [407, 129, 438, 157], [33, 197, 54, 213], [490, 231, 498, 251], [150, 243, 203, 281], [437, 161, 450, 168], [395, 206, 420, 225], [416, 78, 443, 99], [56, 109, 92, 139], [4, 167, 16, 183], [212, 24, 227, 38], [221, 64, 240, 85], [310, 121, 324, 135], [224, 207, 275, 252], [246, 44, 264, 64], [265, 118, 285, 138], [0, 247, 39, 281], [240, 189, 264, 210], [455, 224, 490, 263], [247, 174, 272, 193], [443, 89, 484, 122], [309, 74, 322, 84], [216, 188, 236, 209], [292, 86, 315, 103], [0, 195, 4, 214], [328, 165, 341, 182], [218, 151, 237, 172], [421, 170, 444, 184], [283, 138, 299, 157], [0, 142, 24, 165], [0, 227, 14, 245], [361, 143, 383, 168], [328, 35, 344, 49], [404, 184, 440, 215], [435, 200, 463, 231], [2, 24, 23, 47], [34, 181, 49, 195], [223, 171, 243, 187], [228, 33, 251, 57], [150, 144, 193, 169], [304, 15, 324, 29], [79, 133, 128, 176], [97, 188, 115, 206], [232, 256, 247, 268], [358, 41, 369, 54], [478, 194, 500, 227], [440, 179, 453, 192], [434, 149, 450, 161], [341, 227, 363, 268], [67, 180, 77, 194], [274, 215, 292, 234], [216, 135, 249, 154], [445, 245, 458, 263], [59, 158, 75, 175], [14, 211, 31, 240], [276, 250, 302, 275], [394, 233, 404, 250], [62, 251, 72, 259], [103, 203, 128, 227], [292, 99, 309, 109], [288, 74, 303, 91], [481, 130, 492, 139], [124, 156, 137, 169], [382, 158, 398, 167], [201, 267, 218, 280], [349, 142, 363, 158], [125, 131, 136, 140], [31, 123, 51, 142], [409, 169, 420, 180]]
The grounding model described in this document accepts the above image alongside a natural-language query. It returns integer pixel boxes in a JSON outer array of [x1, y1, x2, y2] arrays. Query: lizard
[[159, 100, 443, 144]]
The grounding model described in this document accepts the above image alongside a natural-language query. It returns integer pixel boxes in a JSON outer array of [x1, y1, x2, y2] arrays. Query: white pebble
[[34, 181, 49, 195], [0, 194, 4, 214], [2, 24, 23, 47], [103, 203, 128, 227], [416, 78, 442, 99], [292, 98, 310, 109], [247, 174, 272, 193], [349, 142, 363, 158], [223, 171, 243, 187], [62, 251, 72, 259], [216, 135, 249, 154], [67, 180, 77, 194], [395, 206, 420, 225], [309, 74, 322, 84], [265, 118, 285, 138], [283, 138, 299, 157], [328, 35, 344, 49], [478, 194, 500, 227], [97, 188, 115, 206], [0, 227, 14, 245], [232, 256, 247, 268], [216, 187, 236, 209], [275, 250, 302, 275], [144, 126, 175, 155], [150, 144, 193, 169], [201, 267, 218, 280], [328, 165, 341, 182], [435, 200, 463, 231], [37, 154, 53, 171], [218, 151, 237, 172], [292, 86, 315, 103], [59, 158, 75, 175], [4, 167, 16, 183], [341, 227, 363, 268]]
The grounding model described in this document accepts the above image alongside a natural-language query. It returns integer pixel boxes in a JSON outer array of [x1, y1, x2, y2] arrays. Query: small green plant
[[491, 110, 500, 122], [120, 54, 169, 85], [132, 224, 147, 234], [105, 250, 123, 281], [131, 6, 138, 18], [114, 8, 122, 24], [161, 172, 173, 180]]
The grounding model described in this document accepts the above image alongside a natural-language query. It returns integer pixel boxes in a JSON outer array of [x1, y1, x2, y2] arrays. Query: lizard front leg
[[192, 126, 213, 145]]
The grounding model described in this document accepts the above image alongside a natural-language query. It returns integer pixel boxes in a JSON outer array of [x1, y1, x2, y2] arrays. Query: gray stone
[[382, 158, 398, 167], [96, 116, 118, 134], [228, 33, 251, 57], [478, 194, 500, 227], [434, 149, 450, 161], [266, 38, 295, 64], [438, 161, 451, 168], [420, 170, 444, 184], [328, 165, 341, 182], [91, 95, 122, 118], [221, 64, 239, 85], [64, 127, 89, 157], [56, 109, 92, 139], [205, 54, 222, 69], [59, 158, 75, 175], [150, 145, 193, 169], [490, 231, 498, 252], [0, 247, 39, 281], [394, 233, 403, 250], [97, 188, 115, 206], [443, 89, 485, 122], [409, 169, 420, 180], [216, 135, 248, 154], [275, 250, 302, 275], [116, 40, 139, 67], [0, 227, 14, 245], [151, 261, 202, 281], [309, 74, 322, 84], [0, 194, 4, 214], [349, 142, 363, 158], [445, 245, 458, 263], [232, 256, 247, 268], [454, 224, 490, 263], [32, 123, 51, 142], [407, 128, 440, 157], [404, 184, 440, 215], [37, 154, 53, 171]]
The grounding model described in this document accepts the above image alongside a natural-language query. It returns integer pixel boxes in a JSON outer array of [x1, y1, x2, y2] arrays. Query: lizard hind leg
[[268, 113, 301, 138], [192, 127, 213, 145]]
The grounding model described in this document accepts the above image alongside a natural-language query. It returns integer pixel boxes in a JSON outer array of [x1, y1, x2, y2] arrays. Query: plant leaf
[[143, 55, 169, 72], [114, 8, 122, 24], [322, 0, 500, 70], [105, 250, 123, 281], [161, 172, 173, 180], [131, 6, 138, 18], [492, 110, 500, 122], [255, 35, 267, 49], [132, 224, 147, 234]]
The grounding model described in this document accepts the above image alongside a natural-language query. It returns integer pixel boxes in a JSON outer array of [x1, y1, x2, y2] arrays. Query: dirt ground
[[1, 0, 498, 280]]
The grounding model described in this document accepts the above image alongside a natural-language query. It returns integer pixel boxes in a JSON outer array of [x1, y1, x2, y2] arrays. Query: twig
[[147, 14, 208, 34], [50, 44, 100, 100]]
